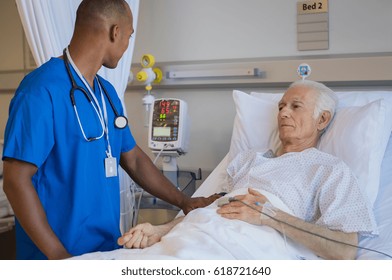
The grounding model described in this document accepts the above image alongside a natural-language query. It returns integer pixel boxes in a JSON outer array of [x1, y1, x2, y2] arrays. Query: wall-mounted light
[[166, 68, 262, 79]]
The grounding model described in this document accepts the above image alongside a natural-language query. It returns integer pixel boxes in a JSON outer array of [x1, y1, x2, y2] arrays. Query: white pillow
[[228, 91, 282, 162], [229, 90, 392, 207]]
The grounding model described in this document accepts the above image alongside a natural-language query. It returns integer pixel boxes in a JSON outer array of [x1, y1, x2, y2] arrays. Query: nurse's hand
[[118, 223, 165, 249], [181, 193, 222, 214]]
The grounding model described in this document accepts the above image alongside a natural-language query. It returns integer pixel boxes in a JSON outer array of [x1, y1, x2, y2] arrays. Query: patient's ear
[[317, 111, 332, 131]]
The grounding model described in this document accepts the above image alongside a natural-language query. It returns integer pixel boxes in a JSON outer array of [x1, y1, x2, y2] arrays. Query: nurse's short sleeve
[[3, 89, 54, 168]]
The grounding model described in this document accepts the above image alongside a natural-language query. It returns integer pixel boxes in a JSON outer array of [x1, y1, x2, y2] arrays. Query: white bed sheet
[[72, 187, 320, 260]]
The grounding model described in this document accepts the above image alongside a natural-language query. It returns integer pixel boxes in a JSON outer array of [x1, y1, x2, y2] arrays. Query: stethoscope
[[63, 48, 128, 143]]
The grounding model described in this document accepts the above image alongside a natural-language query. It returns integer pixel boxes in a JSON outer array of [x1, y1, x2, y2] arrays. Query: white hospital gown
[[226, 148, 378, 236]]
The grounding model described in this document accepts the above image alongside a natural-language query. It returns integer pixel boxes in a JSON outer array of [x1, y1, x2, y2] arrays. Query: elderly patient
[[118, 80, 377, 260]]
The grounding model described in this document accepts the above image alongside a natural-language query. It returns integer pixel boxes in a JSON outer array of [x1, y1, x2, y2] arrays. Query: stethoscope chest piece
[[64, 47, 128, 136], [115, 116, 128, 129]]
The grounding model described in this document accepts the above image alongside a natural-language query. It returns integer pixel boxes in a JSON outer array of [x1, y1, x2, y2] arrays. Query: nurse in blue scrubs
[[1, 0, 218, 260]]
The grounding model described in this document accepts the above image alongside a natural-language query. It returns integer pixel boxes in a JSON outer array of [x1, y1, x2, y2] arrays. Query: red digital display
[[158, 100, 179, 119], [151, 99, 180, 141]]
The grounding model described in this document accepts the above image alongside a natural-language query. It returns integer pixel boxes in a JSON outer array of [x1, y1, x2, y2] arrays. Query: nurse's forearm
[[120, 146, 189, 210], [3, 159, 71, 259]]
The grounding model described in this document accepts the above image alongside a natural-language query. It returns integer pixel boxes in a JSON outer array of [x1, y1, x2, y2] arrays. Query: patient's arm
[[218, 188, 358, 260], [118, 216, 184, 249], [264, 209, 358, 260]]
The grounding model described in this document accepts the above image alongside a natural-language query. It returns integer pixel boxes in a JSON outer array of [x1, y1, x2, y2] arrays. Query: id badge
[[105, 157, 118, 178]]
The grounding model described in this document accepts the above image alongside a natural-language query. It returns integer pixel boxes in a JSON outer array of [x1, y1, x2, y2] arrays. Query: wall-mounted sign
[[297, 0, 329, 51], [297, 0, 329, 14]]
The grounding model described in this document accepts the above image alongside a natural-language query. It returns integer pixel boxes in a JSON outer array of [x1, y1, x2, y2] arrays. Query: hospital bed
[[73, 90, 392, 259]]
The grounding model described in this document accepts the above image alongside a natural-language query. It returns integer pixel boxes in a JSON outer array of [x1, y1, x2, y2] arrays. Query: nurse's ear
[[109, 24, 119, 42]]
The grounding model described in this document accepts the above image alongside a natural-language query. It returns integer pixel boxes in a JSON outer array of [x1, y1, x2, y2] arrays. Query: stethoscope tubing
[[63, 48, 127, 130]]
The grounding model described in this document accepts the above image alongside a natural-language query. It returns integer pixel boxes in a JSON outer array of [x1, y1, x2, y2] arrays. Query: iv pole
[[135, 55, 179, 187]]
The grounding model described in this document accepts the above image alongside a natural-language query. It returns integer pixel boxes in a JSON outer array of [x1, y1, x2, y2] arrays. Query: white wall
[[124, 87, 237, 174], [126, 0, 392, 178], [132, 0, 392, 62], [1, 0, 391, 180]]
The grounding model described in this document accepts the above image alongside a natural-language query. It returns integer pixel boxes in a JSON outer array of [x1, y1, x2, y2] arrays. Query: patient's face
[[277, 86, 320, 147]]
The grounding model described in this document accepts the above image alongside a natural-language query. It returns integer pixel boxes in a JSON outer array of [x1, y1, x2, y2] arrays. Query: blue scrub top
[[3, 57, 136, 259]]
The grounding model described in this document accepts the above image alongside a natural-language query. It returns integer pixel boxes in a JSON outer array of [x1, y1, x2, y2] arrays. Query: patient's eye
[[292, 101, 304, 110]]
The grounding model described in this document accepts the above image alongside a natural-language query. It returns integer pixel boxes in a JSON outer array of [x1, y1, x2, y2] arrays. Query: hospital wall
[[1, 0, 392, 185], [0, 0, 25, 142], [125, 0, 392, 181]]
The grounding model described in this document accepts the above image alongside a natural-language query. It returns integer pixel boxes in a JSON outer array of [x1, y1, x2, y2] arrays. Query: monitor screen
[[153, 126, 171, 137]]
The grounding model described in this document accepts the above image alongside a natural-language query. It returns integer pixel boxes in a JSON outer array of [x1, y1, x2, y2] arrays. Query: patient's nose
[[279, 107, 290, 118]]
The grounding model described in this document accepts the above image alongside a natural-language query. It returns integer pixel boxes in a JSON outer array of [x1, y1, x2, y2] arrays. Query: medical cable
[[229, 198, 392, 259], [132, 144, 169, 226], [132, 189, 143, 227], [153, 144, 169, 165]]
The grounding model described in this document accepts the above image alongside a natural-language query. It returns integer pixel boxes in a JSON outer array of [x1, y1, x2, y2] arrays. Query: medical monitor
[[148, 98, 189, 154]]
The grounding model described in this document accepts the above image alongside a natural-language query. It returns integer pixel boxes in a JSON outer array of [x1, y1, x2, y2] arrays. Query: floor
[[0, 227, 16, 260]]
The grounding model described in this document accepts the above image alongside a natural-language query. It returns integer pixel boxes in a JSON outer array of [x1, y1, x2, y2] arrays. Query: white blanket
[[72, 188, 319, 260]]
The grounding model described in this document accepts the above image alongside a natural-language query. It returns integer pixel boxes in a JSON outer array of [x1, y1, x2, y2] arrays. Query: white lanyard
[[65, 48, 113, 158], [97, 81, 113, 157]]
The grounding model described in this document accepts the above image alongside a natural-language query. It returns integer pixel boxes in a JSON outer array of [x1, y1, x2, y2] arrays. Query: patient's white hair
[[288, 80, 338, 120]]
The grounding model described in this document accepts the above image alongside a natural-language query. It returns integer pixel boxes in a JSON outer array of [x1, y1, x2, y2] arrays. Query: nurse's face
[[104, 7, 134, 69]]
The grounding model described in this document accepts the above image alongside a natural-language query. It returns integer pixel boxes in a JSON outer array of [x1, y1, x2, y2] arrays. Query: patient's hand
[[118, 217, 184, 249], [217, 188, 268, 225], [118, 223, 163, 249]]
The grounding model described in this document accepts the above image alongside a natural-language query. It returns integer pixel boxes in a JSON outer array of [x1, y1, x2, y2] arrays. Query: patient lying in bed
[[117, 80, 377, 260]]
